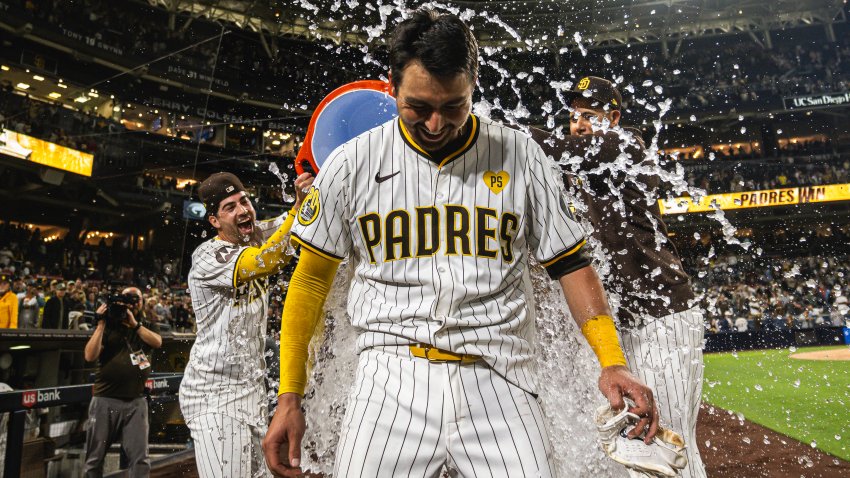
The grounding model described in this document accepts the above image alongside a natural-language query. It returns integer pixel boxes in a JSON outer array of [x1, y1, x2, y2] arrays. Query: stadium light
[[9, 345, 31, 351], [74, 95, 90, 103], [57, 83, 67, 89], [33, 75, 44, 81], [48, 92, 62, 99], [15, 83, 30, 90], [0, 65, 9, 71]]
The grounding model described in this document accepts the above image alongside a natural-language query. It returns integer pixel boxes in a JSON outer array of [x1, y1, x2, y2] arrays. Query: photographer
[[83, 287, 162, 478]]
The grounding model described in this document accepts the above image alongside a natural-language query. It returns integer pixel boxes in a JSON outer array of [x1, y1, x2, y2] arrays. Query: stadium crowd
[[695, 254, 850, 332], [0, 221, 193, 331], [0, 83, 120, 154], [685, 154, 850, 193], [5, 0, 849, 115]]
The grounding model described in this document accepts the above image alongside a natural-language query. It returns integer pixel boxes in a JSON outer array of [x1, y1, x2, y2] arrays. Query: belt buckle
[[421, 344, 448, 363]]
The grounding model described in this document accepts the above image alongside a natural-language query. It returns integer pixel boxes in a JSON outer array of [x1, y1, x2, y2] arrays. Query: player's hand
[[598, 365, 659, 444], [293, 172, 315, 210], [263, 393, 306, 477]]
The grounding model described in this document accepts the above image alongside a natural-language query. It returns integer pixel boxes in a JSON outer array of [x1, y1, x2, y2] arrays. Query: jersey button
[[437, 267, 446, 273]]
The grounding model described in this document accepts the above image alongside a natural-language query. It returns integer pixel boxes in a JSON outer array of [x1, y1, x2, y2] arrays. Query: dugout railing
[[0, 373, 183, 478]]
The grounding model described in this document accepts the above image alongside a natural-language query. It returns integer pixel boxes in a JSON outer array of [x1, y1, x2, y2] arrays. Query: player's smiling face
[[395, 61, 474, 152], [209, 191, 257, 244]]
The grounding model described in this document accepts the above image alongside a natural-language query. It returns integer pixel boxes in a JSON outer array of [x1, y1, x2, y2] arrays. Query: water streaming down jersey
[[292, 113, 589, 397], [180, 216, 285, 477]]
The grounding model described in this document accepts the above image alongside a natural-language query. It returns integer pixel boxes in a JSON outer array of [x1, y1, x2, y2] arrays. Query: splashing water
[[265, 2, 752, 474], [298, 263, 627, 476], [269, 162, 295, 203]]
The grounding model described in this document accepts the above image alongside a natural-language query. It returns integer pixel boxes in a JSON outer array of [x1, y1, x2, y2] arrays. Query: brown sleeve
[[530, 128, 634, 169]]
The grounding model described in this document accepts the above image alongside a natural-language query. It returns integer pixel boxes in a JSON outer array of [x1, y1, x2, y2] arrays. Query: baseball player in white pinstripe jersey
[[264, 11, 660, 477], [180, 171, 312, 478]]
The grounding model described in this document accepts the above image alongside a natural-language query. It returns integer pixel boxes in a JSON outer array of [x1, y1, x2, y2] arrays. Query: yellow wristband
[[580, 315, 627, 368]]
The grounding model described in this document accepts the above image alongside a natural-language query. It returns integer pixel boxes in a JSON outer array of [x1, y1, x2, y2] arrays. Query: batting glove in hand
[[594, 404, 688, 477]]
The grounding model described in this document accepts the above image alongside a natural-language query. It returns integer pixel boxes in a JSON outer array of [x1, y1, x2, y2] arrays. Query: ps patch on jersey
[[298, 187, 321, 226], [483, 170, 510, 194]]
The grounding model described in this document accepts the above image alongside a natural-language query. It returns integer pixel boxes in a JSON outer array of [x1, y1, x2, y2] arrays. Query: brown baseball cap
[[565, 76, 622, 111], [198, 172, 246, 216]]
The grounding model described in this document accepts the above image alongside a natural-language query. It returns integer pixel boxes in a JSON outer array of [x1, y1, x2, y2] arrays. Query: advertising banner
[[658, 184, 850, 215], [783, 92, 850, 111], [1, 129, 94, 176]]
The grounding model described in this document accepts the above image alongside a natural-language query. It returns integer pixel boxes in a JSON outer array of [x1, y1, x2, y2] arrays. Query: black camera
[[105, 293, 140, 325]]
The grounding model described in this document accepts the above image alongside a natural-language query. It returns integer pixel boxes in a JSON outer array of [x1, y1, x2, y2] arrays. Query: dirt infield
[[697, 403, 850, 477], [149, 402, 850, 477], [790, 348, 850, 361]]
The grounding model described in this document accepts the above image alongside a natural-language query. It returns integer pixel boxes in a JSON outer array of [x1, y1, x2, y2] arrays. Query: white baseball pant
[[186, 413, 269, 478], [333, 346, 555, 478], [620, 307, 707, 478]]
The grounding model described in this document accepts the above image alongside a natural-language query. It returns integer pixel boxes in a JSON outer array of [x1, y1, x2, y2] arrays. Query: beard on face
[[228, 216, 263, 247]]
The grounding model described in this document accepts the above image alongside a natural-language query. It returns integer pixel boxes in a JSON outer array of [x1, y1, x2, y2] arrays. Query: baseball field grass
[[702, 345, 850, 461]]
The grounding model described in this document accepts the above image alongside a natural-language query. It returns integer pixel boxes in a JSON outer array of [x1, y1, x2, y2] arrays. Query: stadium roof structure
[[146, 0, 847, 50]]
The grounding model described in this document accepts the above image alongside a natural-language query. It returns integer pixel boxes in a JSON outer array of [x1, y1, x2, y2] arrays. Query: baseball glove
[[594, 404, 688, 477]]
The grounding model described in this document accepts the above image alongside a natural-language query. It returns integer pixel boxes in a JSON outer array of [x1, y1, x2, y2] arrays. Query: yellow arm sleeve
[[580, 315, 628, 368], [234, 209, 297, 286], [278, 244, 341, 396]]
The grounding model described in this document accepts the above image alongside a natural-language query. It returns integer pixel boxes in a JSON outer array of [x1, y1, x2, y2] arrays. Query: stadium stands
[[0, 0, 848, 473]]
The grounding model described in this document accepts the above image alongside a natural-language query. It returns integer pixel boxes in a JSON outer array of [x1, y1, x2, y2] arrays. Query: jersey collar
[[398, 114, 479, 169]]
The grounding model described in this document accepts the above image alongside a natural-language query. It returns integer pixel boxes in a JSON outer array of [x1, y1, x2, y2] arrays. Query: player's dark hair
[[389, 9, 478, 90]]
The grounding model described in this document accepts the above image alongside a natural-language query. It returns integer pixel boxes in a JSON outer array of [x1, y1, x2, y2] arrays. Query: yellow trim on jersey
[[438, 114, 479, 168], [398, 120, 430, 157], [292, 235, 344, 263], [540, 239, 587, 267], [397, 114, 479, 169]]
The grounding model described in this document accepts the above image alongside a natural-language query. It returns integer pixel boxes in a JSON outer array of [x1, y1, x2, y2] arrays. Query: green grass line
[[702, 346, 850, 461]]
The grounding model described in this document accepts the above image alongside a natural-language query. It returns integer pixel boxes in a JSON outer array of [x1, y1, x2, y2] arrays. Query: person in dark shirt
[[41, 282, 69, 329], [83, 287, 162, 478], [530, 76, 706, 478]]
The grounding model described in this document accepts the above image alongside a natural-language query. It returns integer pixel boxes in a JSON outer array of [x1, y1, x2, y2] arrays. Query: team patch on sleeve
[[214, 245, 239, 264], [298, 187, 321, 226]]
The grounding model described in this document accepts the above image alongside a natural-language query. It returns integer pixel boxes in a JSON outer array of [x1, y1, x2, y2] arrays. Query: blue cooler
[[844, 327, 850, 345]]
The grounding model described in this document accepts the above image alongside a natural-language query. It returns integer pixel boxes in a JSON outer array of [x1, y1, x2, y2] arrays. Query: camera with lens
[[104, 293, 140, 326]]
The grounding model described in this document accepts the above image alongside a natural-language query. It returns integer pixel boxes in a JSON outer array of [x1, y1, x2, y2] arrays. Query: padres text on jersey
[[292, 115, 590, 394]]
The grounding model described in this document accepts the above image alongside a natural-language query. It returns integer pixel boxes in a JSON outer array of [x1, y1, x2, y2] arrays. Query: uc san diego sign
[[783, 92, 850, 111]]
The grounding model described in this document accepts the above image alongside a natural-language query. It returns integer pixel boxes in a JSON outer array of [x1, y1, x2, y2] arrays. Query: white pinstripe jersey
[[293, 115, 589, 394], [180, 215, 284, 427]]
